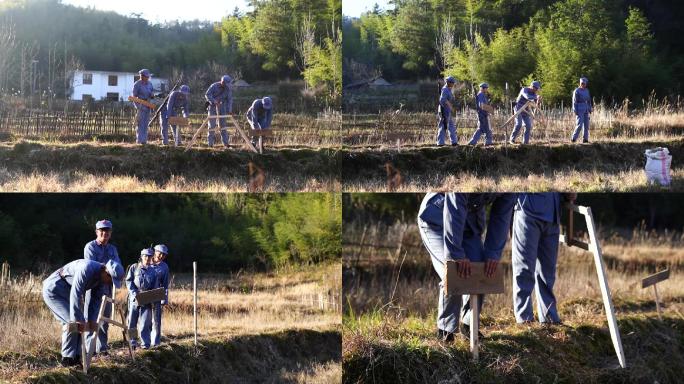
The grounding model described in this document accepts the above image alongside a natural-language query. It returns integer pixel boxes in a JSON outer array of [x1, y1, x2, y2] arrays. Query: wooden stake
[[193, 261, 197, 348], [470, 295, 479, 362], [653, 284, 662, 320]]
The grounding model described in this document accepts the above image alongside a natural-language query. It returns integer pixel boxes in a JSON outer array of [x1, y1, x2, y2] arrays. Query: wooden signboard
[[560, 204, 627, 369], [642, 269, 670, 320], [168, 116, 190, 126], [135, 287, 166, 306], [480, 104, 494, 114], [444, 261, 504, 361], [127, 96, 156, 109]]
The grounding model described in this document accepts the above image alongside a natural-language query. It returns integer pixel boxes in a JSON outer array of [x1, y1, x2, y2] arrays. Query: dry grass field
[[342, 221, 684, 383], [342, 100, 684, 192], [0, 263, 342, 383]]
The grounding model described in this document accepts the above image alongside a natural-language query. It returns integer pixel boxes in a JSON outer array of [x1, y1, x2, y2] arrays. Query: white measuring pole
[[470, 295, 479, 362], [193, 261, 197, 347], [581, 206, 627, 368]]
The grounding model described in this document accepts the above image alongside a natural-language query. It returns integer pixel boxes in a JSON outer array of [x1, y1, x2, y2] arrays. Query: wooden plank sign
[[642, 269, 670, 288], [127, 96, 156, 109], [168, 116, 190, 126], [250, 129, 274, 137], [480, 104, 494, 114], [135, 287, 166, 306], [444, 261, 504, 295]]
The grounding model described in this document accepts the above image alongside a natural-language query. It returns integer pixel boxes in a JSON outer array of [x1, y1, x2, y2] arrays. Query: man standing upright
[[83, 219, 121, 356], [205, 75, 233, 148], [132, 69, 155, 144], [436, 76, 458, 146], [468, 83, 494, 146], [571, 77, 592, 143]]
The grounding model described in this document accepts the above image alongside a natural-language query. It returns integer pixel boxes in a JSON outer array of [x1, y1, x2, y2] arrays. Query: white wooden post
[[653, 284, 662, 320], [193, 261, 197, 348], [470, 295, 479, 362], [581, 206, 627, 369]]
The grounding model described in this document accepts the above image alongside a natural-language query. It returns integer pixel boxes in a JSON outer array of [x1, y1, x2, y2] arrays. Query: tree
[[390, 0, 435, 73]]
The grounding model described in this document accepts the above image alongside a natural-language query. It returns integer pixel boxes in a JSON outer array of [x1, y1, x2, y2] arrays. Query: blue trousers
[[510, 113, 533, 144], [128, 296, 153, 348], [208, 103, 230, 147], [84, 284, 110, 353], [572, 112, 590, 142], [136, 106, 151, 144], [151, 302, 163, 346], [511, 209, 561, 323], [468, 115, 492, 145], [42, 272, 82, 358], [418, 219, 486, 333], [436, 111, 457, 145], [160, 109, 182, 146]]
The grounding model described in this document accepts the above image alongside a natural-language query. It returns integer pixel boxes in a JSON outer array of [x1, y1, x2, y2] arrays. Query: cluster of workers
[[437, 77, 592, 146], [132, 69, 274, 147], [41, 219, 171, 367], [418, 193, 575, 340]]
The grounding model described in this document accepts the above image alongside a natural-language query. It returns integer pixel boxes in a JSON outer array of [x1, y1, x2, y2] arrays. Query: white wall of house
[[70, 70, 169, 101]]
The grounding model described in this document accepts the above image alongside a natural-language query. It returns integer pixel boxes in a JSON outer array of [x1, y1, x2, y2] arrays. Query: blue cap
[[580, 77, 588, 84], [479, 83, 489, 88], [262, 97, 272, 110], [95, 220, 112, 230], [154, 244, 168, 255], [105, 259, 124, 288], [445, 76, 456, 84], [141, 248, 154, 256], [139, 69, 151, 77], [221, 75, 232, 84], [531, 81, 541, 90], [180, 85, 190, 94]]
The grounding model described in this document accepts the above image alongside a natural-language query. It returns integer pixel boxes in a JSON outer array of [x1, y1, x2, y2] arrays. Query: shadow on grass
[[24, 329, 341, 384], [341, 139, 684, 191], [343, 316, 684, 384], [0, 141, 341, 190]]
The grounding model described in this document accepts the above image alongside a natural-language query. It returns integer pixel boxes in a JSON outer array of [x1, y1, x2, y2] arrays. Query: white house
[[70, 70, 169, 101]]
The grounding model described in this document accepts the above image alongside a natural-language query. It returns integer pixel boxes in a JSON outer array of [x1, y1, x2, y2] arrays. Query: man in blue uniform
[[151, 244, 170, 347], [418, 193, 515, 341], [509, 81, 542, 145], [42, 259, 124, 367], [468, 83, 493, 146], [83, 219, 121, 356], [205, 75, 233, 147], [437, 76, 458, 146], [132, 69, 155, 144], [511, 193, 575, 323], [126, 248, 157, 350], [571, 77, 592, 143], [246, 96, 273, 147], [159, 85, 190, 146]]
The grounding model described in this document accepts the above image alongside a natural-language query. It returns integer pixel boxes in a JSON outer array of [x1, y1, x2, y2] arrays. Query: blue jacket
[[572, 87, 592, 114], [84, 240, 121, 265], [515, 87, 539, 115], [55, 259, 106, 322], [126, 263, 157, 300], [419, 193, 515, 261], [246, 99, 273, 129], [132, 80, 154, 109], [476, 92, 490, 118], [154, 261, 170, 304], [439, 86, 454, 115], [167, 90, 190, 118], [205, 82, 233, 111], [515, 193, 561, 224]]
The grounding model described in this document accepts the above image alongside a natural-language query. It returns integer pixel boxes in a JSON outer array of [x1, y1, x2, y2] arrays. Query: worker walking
[[132, 69, 155, 144], [205, 75, 233, 147], [151, 244, 170, 347], [160, 85, 190, 146], [418, 193, 515, 341], [246, 96, 273, 148], [126, 248, 157, 350], [468, 83, 493, 146], [511, 193, 575, 323], [436, 76, 458, 146], [571, 77, 592, 143], [509, 81, 542, 145], [83, 219, 121, 356], [42, 259, 124, 367]]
